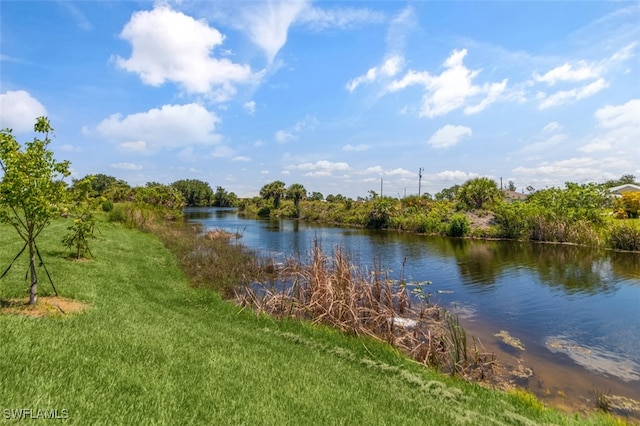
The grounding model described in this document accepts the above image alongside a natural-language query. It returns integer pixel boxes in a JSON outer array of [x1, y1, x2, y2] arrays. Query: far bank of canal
[[186, 207, 640, 418]]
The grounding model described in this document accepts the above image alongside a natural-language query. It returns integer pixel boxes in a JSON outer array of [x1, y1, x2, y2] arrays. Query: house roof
[[609, 184, 640, 193]]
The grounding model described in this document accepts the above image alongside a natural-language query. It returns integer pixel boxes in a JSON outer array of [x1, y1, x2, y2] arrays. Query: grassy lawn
[[0, 219, 620, 424]]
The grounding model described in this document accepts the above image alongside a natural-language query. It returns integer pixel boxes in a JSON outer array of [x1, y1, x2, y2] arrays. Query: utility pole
[[500, 177, 503, 191], [418, 167, 424, 197]]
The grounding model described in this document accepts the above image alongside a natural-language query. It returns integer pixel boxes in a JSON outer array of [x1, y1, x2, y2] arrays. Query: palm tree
[[287, 183, 306, 217], [259, 180, 286, 208], [457, 177, 501, 210]]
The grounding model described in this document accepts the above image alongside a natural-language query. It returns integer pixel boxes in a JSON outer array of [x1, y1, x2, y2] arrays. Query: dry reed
[[236, 240, 496, 381]]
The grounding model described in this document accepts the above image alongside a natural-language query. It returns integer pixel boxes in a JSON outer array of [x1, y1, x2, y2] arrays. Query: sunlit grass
[[0, 218, 626, 424]]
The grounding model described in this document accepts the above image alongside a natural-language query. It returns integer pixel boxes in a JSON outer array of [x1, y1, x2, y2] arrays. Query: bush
[[101, 200, 114, 212], [608, 221, 640, 251], [257, 206, 271, 217], [446, 214, 470, 237]]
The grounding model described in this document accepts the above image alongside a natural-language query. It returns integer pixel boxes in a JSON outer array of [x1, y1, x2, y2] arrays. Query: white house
[[608, 184, 640, 197]]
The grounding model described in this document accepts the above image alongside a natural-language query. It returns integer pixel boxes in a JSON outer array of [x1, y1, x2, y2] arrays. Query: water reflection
[[184, 208, 640, 407]]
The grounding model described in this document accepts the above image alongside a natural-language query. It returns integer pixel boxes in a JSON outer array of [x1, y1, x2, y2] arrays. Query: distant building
[[608, 184, 640, 197], [503, 190, 528, 203]]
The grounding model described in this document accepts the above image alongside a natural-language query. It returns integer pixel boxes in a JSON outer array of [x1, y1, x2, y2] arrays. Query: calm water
[[185, 207, 640, 413]]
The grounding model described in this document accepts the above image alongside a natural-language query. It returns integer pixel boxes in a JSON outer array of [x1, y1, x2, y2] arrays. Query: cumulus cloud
[[286, 160, 350, 177], [346, 55, 404, 92], [275, 130, 296, 144], [243, 100, 256, 115], [534, 61, 601, 86], [538, 78, 608, 109], [342, 144, 371, 152], [119, 141, 147, 151], [387, 49, 507, 118], [359, 165, 414, 177], [111, 162, 143, 170], [232, 156, 251, 162], [114, 6, 255, 97], [97, 103, 221, 151], [0, 90, 47, 133], [581, 98, 640, 153], [428, 125, 472, 148]]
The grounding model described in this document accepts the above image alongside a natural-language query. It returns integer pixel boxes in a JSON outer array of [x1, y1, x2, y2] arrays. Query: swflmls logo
[[3, 408, 70, 420]]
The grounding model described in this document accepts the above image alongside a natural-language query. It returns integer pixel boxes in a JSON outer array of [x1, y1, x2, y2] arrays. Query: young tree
[[0, 117, 71, 305]]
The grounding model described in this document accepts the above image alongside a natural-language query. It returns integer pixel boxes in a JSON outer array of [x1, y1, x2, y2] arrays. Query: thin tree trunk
[[29, 241, 37, 305]]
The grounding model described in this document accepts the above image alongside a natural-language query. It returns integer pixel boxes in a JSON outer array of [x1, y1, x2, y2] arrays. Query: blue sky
[[1, 1, 638, 198]]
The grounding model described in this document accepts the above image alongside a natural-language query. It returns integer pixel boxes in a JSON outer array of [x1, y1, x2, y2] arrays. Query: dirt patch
[[0, 296, 89, 318], [465, 211, 496, 231]]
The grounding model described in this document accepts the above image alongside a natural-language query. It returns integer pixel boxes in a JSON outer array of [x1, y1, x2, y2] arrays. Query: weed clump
[[236, 241, 496, 381]]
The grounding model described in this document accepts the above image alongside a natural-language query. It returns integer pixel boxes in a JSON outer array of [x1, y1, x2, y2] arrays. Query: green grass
[[0, 219, 622, 424]]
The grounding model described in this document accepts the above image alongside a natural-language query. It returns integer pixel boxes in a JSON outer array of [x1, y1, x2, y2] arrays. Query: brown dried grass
[[236, 241, 496, 381]]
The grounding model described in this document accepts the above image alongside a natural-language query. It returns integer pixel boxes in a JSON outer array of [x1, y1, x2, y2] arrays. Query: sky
[[1, 1, 639, 199]]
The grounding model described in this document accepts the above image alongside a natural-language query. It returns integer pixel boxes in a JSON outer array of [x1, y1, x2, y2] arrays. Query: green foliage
[[613, 192, 640, 218], [457, 177, 501, 210], [446, 214, 470, 237], [0, 117, 71, 304], [171, 179, 213, 207], [308, 191, 324, 201], [492, 202, 529, 239], [259, 180, 286, 208], [212, 186, 238, 207], [435, 184, 460, 201], [286, 183, 306, 217], [63, 177, 98, 259], [603, 174, 638, 188], [257, 206, 271, 217], [366, 197, 397, 229], [72, 173, 129, 197], [134, 183, 184, 211], [607, 221, 640, 251], [527, 182, 609, 224]]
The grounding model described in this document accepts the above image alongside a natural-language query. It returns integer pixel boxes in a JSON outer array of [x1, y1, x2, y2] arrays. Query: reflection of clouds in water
[[448, 303, 476, 320], [545, 336, 640, 382]]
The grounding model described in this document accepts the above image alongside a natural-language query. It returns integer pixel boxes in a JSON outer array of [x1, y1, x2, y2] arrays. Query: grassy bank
[[0, 218, 624, 424]]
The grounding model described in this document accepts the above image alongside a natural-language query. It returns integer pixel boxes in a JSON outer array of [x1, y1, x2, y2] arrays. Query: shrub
[[446, 214, 470, 237], [608, 221, 640, 251], [257, 206, 271, 217]]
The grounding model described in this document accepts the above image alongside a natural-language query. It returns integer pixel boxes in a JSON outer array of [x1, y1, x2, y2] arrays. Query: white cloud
[[297, 6, 385, 31], [237, 1, 308, 63], [543, 122, 563, 133], [360, 165, 414, 177], [254, 139, 265, 147], [538, 78, 608, 109], [286, 160, 350, 175], [232, 156, 251, 162], [275, 130, 296, 144], [433, 170, 479, 182], [111, 162, 143, 170], [211, 145, 233, 158], [342, 144, 371, 152], [243, 100, 256, 115], [346, 55, 404, 92], [114, 6, 255, 96], [0, 90, 47, 133], [275, 115, 317, 143], [387, 49, 507, 118], [581, 98, 640, 154], [97, 103, 221, 151], [119, 141, 147, 151], [534, 61, 601, 86], [595, 98, 640, 129], [428, 125, 472, 148]]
